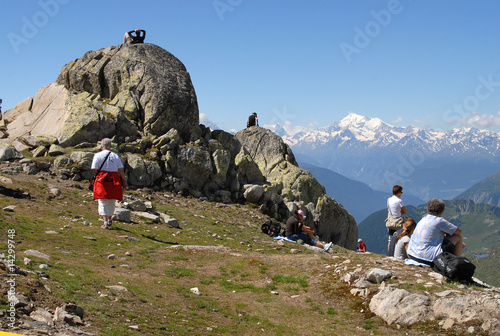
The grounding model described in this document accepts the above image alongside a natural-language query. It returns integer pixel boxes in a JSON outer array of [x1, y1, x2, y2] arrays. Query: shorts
[[441, 239, 455, 254], [288, 233, 317, 246], [98, 199, 116, 216], [388, 228, 397, 243]]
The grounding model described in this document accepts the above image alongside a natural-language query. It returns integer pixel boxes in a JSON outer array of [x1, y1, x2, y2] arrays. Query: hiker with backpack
[[247, 112, 259, 127], [285, 209, 332, 252], [406, 198, 466, 267]]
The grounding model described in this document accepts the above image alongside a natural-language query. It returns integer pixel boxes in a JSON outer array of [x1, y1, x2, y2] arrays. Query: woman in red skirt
[[91, 138, 127, 229]]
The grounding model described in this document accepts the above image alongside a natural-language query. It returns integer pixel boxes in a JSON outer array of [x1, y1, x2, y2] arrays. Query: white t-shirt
[[394, 236, 410, 260], [388, 195, 405, 218], [91, 150, 124, 172]]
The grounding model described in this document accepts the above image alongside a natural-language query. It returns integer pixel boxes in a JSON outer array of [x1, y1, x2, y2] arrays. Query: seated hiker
[[124, 29, 146, 44], [247, 112, 259, 127], [285, 209, 332, 251], [393, 217, 417, 260], [357, 238, 367, 252], [406, 198, 466, 267]]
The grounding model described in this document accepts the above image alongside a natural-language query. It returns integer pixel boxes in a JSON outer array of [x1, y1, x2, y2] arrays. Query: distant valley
[[299, 162, 425, 224]]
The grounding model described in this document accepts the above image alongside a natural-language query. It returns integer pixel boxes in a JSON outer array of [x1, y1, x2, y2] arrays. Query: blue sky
[[2, 0, 500, 133]]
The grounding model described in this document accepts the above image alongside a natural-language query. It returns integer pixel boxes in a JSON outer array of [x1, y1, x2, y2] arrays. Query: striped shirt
[[407, 214, 457, 262]]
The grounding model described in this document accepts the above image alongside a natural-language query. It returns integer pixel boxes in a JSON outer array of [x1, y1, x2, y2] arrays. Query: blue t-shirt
[[407, 214, 457, 262]]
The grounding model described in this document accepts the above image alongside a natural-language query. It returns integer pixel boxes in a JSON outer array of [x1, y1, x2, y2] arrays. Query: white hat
[[358, 238, 362, 242]]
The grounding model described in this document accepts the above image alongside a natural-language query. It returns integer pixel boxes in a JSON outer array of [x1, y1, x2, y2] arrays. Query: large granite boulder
[[235, 126, 358, 249], [3, 44, 199, 146]]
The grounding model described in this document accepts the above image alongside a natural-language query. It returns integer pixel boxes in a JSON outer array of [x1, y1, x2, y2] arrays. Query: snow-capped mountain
[[269, 113, 500, 201]]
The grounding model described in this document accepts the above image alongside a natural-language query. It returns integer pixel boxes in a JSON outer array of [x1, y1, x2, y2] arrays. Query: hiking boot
[[324, 242, 333, 252], [101, 221, 110, 229]]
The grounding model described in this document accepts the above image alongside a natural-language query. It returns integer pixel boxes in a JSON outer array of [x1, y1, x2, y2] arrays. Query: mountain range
[[454, 170, 500, 207], [268, 113, 500, 201]]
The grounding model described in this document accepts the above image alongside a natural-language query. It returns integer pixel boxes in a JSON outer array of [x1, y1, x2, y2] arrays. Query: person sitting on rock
[[247, 112, 259, 127], [357, 238, 367, 252], [406, 198, 466, 267], [393, 217, 417, 260], [124, 29, 146, 44], [285, 209, 332, 252]]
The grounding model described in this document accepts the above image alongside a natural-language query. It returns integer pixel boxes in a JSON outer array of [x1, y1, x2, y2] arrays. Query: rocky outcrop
[[333, 254, 500, 335], [235, 127, 358, 249], [3, 43, 199, 146], [0, 44, 358, 250]]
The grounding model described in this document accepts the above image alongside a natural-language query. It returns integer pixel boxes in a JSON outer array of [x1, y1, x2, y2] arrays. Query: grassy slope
[[0, 173, 489, 335]]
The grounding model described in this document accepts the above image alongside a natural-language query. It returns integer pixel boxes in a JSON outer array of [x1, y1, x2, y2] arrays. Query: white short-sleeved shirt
[[387, 195, 405, 218], [91, 150, 124, 172], [394, 236, 410, 260], [407, 214, 458, 262]]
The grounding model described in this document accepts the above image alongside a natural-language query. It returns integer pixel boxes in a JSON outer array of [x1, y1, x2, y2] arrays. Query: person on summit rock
[[124, 29, 146, 44], [91, 138, 127, 229], [247, 112, 259, 127]]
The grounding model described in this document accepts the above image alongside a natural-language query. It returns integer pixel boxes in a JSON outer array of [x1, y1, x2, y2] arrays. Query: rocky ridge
[[0, 43, 357, 249]]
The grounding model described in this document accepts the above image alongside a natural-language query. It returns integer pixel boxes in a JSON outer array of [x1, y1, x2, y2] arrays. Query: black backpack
[[432, 252, 476, 282], [261, 220, 284, 237]]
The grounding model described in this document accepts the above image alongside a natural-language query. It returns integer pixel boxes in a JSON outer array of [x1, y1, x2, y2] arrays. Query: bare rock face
[[3, 44, 199, 146]]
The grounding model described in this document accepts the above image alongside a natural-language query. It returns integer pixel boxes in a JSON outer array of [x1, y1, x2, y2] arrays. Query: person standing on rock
[[124, 29, 146, 44], [407, 198, 466, 266], [386, 185, 407, 252], [247, 112, 259, 127], [91, 138, 127, 229], [285, 209, 332, 252]]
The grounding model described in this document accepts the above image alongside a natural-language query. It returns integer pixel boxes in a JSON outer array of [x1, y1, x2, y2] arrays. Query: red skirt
[[92, 171, 123, 200]]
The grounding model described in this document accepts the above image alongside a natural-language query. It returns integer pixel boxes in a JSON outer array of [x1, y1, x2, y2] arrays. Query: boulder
[[173, 145, 212, 190], [235, 127, 357, 249], [4, 44, 199, 146], [243, 184, 265, 203], [126, 153, 162, 187], [0, 144, 23, 161], [57, 43, 199, 142], [369, 288, 431, 325]]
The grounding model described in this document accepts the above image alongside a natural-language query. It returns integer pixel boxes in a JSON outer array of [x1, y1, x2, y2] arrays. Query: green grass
[[271, 274, 309, 289]]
